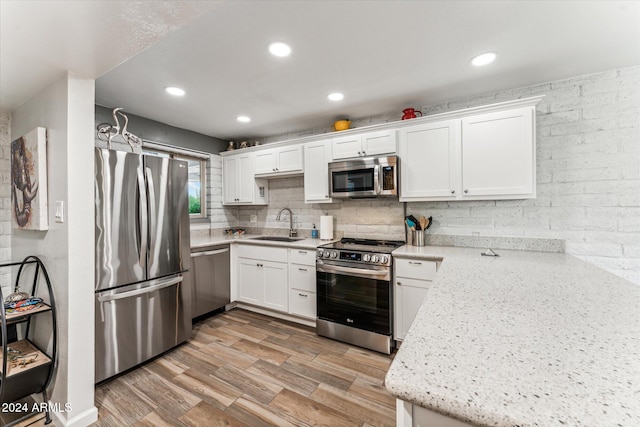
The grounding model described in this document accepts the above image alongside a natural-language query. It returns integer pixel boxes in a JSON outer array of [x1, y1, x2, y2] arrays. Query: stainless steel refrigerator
[[94, 147, 192, 383]]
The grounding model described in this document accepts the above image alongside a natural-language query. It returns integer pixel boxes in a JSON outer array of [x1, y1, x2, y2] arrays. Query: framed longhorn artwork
[[11, 127, 48, 230]]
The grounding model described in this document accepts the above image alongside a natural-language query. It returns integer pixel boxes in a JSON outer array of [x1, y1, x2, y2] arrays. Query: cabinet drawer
[[290, 248, 315, 266], [395, 276, 433, 290], [289, 263, 316, 292], [237, 244, 288, 263], [395, 258, 437, 281], [289, 289, 316, 319]]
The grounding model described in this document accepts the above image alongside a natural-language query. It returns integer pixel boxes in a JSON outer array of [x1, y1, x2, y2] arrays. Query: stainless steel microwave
[[328, 155, 398, 198]]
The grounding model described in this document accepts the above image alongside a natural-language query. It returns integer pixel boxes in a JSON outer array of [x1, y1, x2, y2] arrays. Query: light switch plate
[[250, 214, 257, 223], [55, 201, 64, 223]]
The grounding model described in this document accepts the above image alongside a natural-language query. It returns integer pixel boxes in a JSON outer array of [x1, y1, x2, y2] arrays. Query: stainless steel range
[[316, 238, 404, 354]]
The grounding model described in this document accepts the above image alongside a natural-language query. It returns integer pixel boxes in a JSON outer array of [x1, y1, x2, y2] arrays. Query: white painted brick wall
[[234, 67, 640, 284], [407, 67, 640, 284], [206, 154, 239, 229], [0, 111, 11, 296]]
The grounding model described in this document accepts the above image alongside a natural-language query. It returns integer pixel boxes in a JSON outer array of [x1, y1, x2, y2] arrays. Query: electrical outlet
[[250, 215, 257, 223]]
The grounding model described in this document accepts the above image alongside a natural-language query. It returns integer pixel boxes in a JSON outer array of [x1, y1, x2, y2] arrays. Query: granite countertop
[[191, 235, 333, 250], [386, 245, 640, 426]]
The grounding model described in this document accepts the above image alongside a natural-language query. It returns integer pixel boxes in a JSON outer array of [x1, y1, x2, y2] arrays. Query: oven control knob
[[381, 255, 389, 264], [323, 251, 331, 258], [363, 254, 371, 262], [330, 251, 338, 259], [371, 254, 380, 263]]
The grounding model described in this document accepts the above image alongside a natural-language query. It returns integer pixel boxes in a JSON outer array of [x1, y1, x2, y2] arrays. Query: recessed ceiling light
[[470, 52, 497, 67], [327, 92, 344, 101], [164, 86, 185, 96], [269, 42, 291, 57], [237, 115, 251, 123]]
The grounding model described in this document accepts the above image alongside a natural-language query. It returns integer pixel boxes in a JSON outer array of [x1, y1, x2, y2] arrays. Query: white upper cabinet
[[221, 96, 541, 204], [254, 149, 276, 175], [304, 139, 333, 203], [331, 134, 362, 160], [254, 144, 303, 176], [461, 107, 534, 198], [331, 129, 397, 160], [362, 130, 397, 157], [223, 152, 268, 205], [399, 120, 459, 201], [399, 98, 539, 202]]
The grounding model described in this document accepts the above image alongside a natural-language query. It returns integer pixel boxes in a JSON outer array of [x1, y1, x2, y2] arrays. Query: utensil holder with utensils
[[411, 229, 425, 246], [405, 215, 432, 246]]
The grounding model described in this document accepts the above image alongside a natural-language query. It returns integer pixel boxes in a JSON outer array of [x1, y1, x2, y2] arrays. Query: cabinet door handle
[[451, 190, 455, 194], [298, 293, 308, 297], [409, 261, 422, 265], [464, 189, 469, 194], [298, 250, 307, 254], [362, 151, 366, 155], [298, 268, 307, 272], [397, 281, 402, 286], [358, 151, 361, 156]]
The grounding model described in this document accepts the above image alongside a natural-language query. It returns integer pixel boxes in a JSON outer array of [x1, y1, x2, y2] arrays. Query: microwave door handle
[[374, 164, 381, 195]]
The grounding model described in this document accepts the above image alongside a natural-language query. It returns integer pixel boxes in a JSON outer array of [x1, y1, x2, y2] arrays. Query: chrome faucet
[[276, 207, 297, 237]]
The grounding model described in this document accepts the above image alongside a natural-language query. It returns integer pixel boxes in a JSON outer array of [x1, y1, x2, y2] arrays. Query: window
[[143, 144, 208, 220], [178, 156, 205, 217]]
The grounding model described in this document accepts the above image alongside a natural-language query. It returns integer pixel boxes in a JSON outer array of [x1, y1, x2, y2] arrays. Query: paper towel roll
[[320, 215, 333, 240]]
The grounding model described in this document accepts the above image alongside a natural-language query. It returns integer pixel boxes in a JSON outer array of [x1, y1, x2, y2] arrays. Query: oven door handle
[[317, 263, 390, 281]]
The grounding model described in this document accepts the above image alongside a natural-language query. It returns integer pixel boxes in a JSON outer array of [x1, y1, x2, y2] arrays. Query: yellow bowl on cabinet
[[334, 120, 351, 131]]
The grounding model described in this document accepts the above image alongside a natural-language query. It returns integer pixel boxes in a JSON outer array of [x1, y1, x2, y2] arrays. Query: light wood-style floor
[[91, 309, 396, 426]]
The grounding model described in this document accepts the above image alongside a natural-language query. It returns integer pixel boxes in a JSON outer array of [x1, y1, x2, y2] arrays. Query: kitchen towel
[[320, 215, 333, 240]]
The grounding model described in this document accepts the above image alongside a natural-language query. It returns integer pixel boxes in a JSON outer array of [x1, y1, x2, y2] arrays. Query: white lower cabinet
[[288, 248, 317, 319], [237, 245, 288, 312], [394, 257, 438, 341], [262, 262, 288, 311], [235, 244, 317, 319], [289, 289, 316, 318], [397, 399, 472, 427], [237, 259, 263, 305]]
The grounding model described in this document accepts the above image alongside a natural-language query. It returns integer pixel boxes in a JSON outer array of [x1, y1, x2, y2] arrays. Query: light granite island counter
[[386, 245, 640, 427]]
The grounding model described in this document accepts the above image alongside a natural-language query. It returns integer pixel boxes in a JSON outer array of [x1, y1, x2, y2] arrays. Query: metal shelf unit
[[0, 256, 57, 426]]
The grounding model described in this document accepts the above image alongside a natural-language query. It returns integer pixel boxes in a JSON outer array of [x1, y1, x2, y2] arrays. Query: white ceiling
[[2, 1, 639, 142], [0, 1, 215, 110]]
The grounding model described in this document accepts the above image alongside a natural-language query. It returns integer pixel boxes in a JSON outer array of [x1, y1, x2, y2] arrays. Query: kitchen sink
[[249, 236, 303, 242]]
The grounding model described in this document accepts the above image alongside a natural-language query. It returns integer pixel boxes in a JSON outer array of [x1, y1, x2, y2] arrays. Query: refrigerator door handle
[[98, 275, 183, 303], [145, 166, 156, 251], [137, 167, 148, 268]]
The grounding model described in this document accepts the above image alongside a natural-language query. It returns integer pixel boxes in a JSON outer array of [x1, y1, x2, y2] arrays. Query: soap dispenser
[[311, 224, 319, 238]]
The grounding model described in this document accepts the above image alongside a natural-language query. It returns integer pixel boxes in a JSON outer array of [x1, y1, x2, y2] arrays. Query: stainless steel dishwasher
[[190, 245, 231, 318]]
